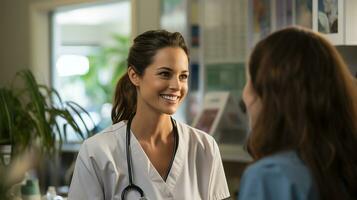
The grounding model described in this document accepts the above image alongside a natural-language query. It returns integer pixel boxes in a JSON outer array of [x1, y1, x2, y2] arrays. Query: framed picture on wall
[[313, 0, 344, 45]]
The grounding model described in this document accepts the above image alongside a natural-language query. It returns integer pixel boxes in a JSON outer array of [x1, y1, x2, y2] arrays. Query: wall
[[336, 46, 357, 77], [0, 0, 30, 86], [131, 0, 160, 36]]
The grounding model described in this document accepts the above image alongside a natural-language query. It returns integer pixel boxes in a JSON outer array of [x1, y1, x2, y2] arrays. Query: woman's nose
[[169, 76, 181, 90]]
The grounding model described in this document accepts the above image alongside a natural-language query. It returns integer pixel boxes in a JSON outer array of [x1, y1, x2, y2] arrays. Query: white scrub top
[[68, 120, 230, 200]]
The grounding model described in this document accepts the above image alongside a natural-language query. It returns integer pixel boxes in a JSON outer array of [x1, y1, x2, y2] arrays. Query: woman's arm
[[68, 142, 104, 200], [208, 140, 230, 200]]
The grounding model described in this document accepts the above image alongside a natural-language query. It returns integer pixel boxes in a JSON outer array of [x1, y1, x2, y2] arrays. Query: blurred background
[[1, 0, 357, 199]]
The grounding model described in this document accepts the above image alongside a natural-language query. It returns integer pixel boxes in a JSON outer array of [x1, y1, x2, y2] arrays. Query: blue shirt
[[238, 151, 319, 200]]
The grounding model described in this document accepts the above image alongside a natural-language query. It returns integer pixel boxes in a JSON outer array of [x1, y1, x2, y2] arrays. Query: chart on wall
[[202, 0, 248, 63]]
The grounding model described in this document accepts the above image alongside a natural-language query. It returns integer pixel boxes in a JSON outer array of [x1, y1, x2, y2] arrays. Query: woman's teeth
[[161, 95, 178, 101]]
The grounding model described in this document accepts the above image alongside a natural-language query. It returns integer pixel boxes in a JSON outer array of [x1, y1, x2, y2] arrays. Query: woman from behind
[[239, 27, 357, 200]]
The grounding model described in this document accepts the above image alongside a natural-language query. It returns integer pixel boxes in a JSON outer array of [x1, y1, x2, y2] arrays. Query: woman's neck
[[130, 112, 173, 145]]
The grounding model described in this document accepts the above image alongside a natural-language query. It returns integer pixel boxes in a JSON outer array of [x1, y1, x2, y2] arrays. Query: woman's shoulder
[[176, 121, 219, 154], [245, 151, 311, 179], [79, 121, 126, 156], [176, 121, 216, 143], [85, 121, 125, 142], [240, 151, 318, 199]]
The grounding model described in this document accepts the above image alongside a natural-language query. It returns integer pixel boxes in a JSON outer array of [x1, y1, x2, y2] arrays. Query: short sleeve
[[238, 163, 299, 200], [208, 140, 230, 200], [68, 142, 104, 200]]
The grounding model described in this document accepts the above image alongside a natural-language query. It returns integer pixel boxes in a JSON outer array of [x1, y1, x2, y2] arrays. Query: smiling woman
[[68, 30, 230, 200], [129, 47, 189, 115]]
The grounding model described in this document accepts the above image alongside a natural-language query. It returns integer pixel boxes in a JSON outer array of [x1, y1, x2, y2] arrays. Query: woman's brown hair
[[111, 30, 189, 124], [247, 27, 357, 199]]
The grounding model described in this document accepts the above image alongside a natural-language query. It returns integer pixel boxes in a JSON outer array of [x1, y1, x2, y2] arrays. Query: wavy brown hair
[[246, 27, 357, 199], [111, 30, 189, 124]]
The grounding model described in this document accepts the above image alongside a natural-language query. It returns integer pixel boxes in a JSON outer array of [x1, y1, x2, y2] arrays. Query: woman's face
[[130, 47, 189, 115], [242, 73, 262, 129]]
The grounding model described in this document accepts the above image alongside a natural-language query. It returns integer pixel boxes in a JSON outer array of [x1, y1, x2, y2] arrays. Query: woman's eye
[[159, 71, 170, 78], [180, 74, 188, 80]]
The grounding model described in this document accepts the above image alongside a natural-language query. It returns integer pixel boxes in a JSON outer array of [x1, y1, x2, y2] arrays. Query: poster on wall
[[313, 0, 344, 44], [252, 0, 272, 47], [252, 0, 272, 46], [295, 0, 313, 28]]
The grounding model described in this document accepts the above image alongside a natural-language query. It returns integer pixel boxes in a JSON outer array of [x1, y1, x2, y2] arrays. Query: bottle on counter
[[21, 179, 41, 200], [42, 186, 63, 200]]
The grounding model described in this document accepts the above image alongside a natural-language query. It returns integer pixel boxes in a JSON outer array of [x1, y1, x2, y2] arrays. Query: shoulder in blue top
[[238, 151, 319, 200]]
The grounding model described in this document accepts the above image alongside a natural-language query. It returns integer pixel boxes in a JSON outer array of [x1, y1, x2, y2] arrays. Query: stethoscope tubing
[[121, 115, 178, 200], [121, 115, 145, 199]]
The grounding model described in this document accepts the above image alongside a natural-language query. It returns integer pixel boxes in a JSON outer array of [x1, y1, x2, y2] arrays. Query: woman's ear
[[128, 66, 140, 86]]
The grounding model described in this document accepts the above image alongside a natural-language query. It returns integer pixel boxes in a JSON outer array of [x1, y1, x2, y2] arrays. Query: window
[[52, 1, 131, 142]]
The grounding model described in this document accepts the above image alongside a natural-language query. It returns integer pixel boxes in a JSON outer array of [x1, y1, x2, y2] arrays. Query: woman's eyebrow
[[157, 66, 172, 71], [157, 67, 189, 73]]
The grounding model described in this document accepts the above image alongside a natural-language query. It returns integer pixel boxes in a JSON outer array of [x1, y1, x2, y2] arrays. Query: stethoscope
[[121, 115, 179, 200]]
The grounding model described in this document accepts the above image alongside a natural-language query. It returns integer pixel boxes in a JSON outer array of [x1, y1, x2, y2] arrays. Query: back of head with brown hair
[[247, 26, 357, 200]]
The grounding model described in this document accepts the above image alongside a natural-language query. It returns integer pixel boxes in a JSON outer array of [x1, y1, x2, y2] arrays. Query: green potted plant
[[0, 69, 93, 156], [0, 70, 93, 197]]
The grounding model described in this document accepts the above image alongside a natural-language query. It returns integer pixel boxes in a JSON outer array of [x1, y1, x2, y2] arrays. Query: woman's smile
[[160, 94, 180, 103]]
